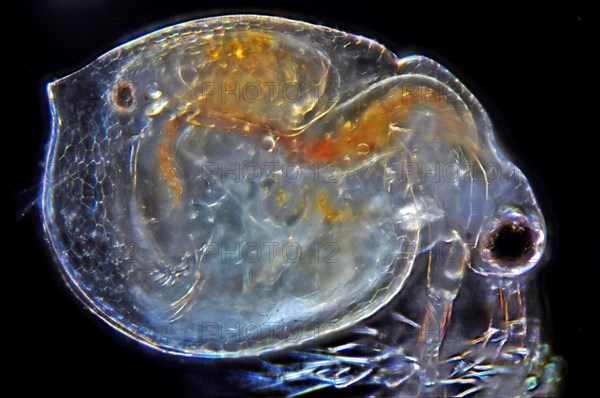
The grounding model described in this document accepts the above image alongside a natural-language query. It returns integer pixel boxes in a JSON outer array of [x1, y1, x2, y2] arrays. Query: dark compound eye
[[476, 208, 546, 276], [113, 81, 136, 111], [487, 221, 535, 265]]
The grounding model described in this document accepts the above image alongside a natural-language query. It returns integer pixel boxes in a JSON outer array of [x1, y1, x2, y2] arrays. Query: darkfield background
[[7, 1, 597, 397]]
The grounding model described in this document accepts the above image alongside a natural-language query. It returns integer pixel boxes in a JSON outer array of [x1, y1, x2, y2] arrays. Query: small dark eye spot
[[113, 81, 136, 111], [487, 221, 535, 265]]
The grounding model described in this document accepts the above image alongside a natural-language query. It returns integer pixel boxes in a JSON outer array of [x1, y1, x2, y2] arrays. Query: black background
[[8, 1, 597, 397]]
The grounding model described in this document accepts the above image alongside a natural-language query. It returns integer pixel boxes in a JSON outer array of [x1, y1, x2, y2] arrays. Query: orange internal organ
[[157, 115, 187, 205], [289, 85, 465, 165], [195, 31, 325, 131], [157, 85, 464, 204], [156, 32, 465, 203], [316, 192, 354, 224]]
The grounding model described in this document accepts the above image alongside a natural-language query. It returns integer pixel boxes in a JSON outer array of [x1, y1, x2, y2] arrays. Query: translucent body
[[42, 15, 564, 396]]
